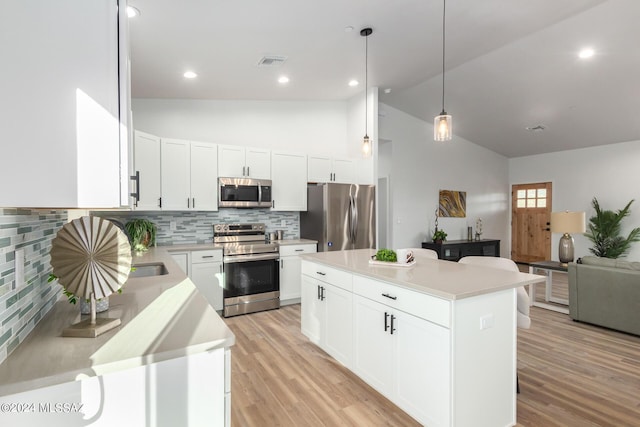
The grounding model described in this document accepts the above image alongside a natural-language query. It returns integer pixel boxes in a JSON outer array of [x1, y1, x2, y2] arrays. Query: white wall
[[379, 103, 510, 251], [509, 140, 640, 261], [132, 99, 349, 157]]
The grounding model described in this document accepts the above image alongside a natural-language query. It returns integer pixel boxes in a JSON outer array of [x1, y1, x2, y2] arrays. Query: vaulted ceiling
[[129, 0, 640, 158]]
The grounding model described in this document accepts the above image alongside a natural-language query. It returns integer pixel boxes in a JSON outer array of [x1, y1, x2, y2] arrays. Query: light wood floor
[[224, 303, 640, 426]]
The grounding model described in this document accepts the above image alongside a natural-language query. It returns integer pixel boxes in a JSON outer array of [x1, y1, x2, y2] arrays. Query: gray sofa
[[568, 256, 640, 336]]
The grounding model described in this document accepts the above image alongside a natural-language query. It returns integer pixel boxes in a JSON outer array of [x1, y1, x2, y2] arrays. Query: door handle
[[320, 286, 325, 301], [384, 312, 389, 332], [390, 314, 396, 335], [382, 293, 397, 301], [187, 198, 190, 208], [159, 197, 162, 208], [192, 198, 195, 209], [317, 285, 321, 300]]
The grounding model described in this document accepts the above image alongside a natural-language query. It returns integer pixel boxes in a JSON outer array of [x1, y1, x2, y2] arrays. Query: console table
[[421, 239, 500, 261]]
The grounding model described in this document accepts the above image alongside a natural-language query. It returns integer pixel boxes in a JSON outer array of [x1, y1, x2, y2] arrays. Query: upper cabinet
[[133, 131, 162, 210], [218, 145, 270, 179], [1, 1, 129, 208], [308, 156, 357, 184], [271, 151, 307, 211], [133, 133, 218, 211]]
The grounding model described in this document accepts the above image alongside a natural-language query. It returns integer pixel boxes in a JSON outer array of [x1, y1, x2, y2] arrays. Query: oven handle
[[223, 253, 280, 264]]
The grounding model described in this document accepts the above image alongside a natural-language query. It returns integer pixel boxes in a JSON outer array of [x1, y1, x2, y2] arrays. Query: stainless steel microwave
[[219, 177, 272, 208]]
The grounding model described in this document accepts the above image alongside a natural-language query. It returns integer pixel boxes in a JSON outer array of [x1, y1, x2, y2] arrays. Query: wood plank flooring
[[224, 303, 640, 426]]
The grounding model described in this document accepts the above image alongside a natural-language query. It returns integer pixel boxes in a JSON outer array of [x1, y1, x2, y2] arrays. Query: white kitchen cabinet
[[218, 145, 270, 179], [190, 142, 219, 210], [190, 250, 224, 311], [353, 294, 450, 426], [271, 151, 308, 211], [161, 138, 190, 210], [160, 139, 218, 211], [1, 0, 129, 208], [301, 262, 353, 367], [133, 131, 162, 210], [279, 243, 317, 303], [170, 252, 190, 276], [307, 156, 357, 184]]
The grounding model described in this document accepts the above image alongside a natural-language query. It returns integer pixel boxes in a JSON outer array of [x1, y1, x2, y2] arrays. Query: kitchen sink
[[129, 263, 168, 278]]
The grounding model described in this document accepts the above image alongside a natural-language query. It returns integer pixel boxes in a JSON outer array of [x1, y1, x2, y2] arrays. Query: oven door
[[223, 253, 280, 299]]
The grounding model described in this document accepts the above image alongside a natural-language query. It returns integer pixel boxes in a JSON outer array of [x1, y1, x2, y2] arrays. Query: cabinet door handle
[[272, 200, 275, 209], [316, 271, 326, 276], [321, 286, 325, 301], [242, 166, 246, 176], [317, 285, 321, 300], [159, 197, 162, 208], [219, 264, 223, 274], [130, 171, 140, 207], [202, 255, 214, 259], [382, 293, 397, 301], [192, 198, 195, 209], [247, 166, 250, 176], [280, 259, 283, 268], [187, 198, 190, 208], [295, 249, 304, 252], [390, 314, 396, 335], [384, 312, 389, 332]]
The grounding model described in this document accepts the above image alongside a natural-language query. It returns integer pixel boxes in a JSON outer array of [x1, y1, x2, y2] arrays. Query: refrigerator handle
[[349, 194, 357, 243], [353, 195, 359, 242]]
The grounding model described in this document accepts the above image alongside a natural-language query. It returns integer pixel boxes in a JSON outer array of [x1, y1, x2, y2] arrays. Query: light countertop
[[301, 249, 545, 300], [156, 238, 317, 252], [0, 247, 235, 397]]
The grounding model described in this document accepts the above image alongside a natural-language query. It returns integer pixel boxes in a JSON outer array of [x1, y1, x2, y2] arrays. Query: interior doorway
[[511, 182, 552, 263]]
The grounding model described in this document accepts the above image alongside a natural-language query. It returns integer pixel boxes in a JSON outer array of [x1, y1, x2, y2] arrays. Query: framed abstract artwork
[[439, 190, 466, 218]]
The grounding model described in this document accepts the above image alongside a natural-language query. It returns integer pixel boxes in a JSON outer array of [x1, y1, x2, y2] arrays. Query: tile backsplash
[[92, 209, 300, 245], [0, 209, 66, 365]]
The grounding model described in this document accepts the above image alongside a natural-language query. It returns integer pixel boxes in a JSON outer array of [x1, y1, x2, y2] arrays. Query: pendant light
[[434, 0, 452, 141], [361, 27, 373, 157]]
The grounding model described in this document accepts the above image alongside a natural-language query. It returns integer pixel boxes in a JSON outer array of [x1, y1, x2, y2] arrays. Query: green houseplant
[[432, 229, 448, 243], [125, 218, 157, 252], [584, 198, 640, 258]]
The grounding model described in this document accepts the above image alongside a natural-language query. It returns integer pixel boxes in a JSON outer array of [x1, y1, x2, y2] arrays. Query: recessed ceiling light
[[384, 88, 392, 94], [345, 26, 354, 33], [578, 48, 595, 59], [348, 80, 359, 87], [278, 76, 290, 84], [127, 6, 140, 18], [183, 71, 197, 79]]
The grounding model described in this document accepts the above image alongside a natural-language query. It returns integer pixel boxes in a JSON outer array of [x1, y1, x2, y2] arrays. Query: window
[[516, 187, 547, 208]]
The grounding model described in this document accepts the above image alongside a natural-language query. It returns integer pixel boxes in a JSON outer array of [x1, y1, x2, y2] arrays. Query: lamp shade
[[550, 211, 586, 234]]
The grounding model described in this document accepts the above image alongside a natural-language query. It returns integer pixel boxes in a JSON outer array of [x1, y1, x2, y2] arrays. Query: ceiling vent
[[257, 55, 288, 67]]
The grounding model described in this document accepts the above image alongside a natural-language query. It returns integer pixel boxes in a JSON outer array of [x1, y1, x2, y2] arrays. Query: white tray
[[368, 259, 416, 267]]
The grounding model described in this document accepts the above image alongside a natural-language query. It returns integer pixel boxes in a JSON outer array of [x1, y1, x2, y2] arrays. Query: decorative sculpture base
[[63, 317, 121, 338]]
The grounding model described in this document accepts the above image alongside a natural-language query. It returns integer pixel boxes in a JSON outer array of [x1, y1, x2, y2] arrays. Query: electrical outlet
[[281, 219, 286, 227], [170, 221, 177, 231], [480, 314, 494, 330], [14, 249, 24, 290]]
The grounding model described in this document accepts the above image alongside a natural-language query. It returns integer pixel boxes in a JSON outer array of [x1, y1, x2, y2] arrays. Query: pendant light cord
[[365, 31, 369, 136], [441, 0, 446, 113]]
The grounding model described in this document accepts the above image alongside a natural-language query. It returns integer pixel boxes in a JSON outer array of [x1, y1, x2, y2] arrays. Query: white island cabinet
[[300, 249, 545, 427]]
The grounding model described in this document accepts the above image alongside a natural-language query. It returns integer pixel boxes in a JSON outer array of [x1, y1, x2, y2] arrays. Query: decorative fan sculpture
[[50, 216, 132, 338]]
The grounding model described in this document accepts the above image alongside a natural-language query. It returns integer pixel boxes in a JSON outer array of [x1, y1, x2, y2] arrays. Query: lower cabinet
[[354, 295, 450, 426], [170, 251, 189, 275], [190, 250, 224, 312], [301, 274, 353, 367], [279, 243, 317, 303]]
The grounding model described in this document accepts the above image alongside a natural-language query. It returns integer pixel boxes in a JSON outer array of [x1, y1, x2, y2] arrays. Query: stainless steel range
[[214, 223, 280, 317]]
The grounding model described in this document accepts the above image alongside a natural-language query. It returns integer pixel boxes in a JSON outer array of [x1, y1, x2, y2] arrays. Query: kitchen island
[[300, 249, 544, 427], [0, 248, 234, 427]]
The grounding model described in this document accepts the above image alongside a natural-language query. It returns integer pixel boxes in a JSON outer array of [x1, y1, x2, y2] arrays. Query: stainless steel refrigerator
[[301, 183, 376, 252]]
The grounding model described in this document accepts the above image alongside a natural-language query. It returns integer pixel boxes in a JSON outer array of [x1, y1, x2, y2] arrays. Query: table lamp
[[550, 211, 586, 265]]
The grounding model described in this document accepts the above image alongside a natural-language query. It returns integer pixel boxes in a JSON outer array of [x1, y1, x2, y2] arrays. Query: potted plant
[[584, 198, 640, 258], [432, 229, 448, 243], [125, 218, 157, 252]]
